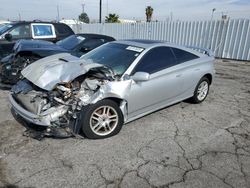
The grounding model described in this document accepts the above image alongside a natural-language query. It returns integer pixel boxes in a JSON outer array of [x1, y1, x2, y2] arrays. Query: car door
[[0, 23, 31, 58], [171, 47, 200, 94], [127, 46, 184, 118]]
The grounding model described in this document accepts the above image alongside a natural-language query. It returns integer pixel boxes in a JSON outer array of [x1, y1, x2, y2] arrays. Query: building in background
[[60, 19, 85, 25], [0, 20, 10, 25], [118, 19, 137, 23]]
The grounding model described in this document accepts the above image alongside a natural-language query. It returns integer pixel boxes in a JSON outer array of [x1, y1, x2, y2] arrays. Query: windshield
[[0, 24, 13, 35], [56, 35, 85, 50], [81, 43, 144, 76]]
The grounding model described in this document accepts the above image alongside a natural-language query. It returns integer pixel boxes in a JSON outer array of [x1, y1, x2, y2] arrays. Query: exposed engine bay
[[0, 54, 38, 85], [11, 66, 127, 139]]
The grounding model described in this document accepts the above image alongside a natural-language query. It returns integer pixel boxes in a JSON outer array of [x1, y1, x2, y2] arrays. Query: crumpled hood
[[21, 53, 104, 91], [14, 39, 66, 53]]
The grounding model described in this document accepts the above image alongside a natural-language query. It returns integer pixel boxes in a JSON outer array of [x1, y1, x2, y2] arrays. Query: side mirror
[[131, 72, 150, 82], [4, 33, 12, 41]]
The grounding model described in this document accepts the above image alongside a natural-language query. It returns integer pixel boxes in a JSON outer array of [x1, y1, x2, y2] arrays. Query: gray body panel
[[125, 56, 214, 122]]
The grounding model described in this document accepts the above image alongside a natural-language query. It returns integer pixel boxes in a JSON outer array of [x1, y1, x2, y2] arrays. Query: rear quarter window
[[31, 23, 56, 39], [171, 48, 199, 64]]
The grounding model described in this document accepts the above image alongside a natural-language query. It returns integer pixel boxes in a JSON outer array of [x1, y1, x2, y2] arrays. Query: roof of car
[[124, 39, 165, 44], [112, 39, 208, 57], [9, 21, 68, 26], [114, 39, 168, 49], [77, 33, 115, 40]]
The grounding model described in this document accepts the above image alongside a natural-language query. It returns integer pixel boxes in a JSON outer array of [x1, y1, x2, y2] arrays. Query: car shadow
[[10, 108, 47, 140], [0, 83, 12, 90]]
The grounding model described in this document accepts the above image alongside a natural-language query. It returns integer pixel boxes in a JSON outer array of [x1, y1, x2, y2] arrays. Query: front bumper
[[9, 94, 68, 126]]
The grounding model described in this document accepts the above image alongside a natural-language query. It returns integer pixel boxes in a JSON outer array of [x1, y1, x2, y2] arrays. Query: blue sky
[[0, 0, 249, 21]]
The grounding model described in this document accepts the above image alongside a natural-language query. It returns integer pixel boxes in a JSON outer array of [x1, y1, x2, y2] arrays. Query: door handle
[[194, 68, 200, 71], [176, 74, 182, 77]]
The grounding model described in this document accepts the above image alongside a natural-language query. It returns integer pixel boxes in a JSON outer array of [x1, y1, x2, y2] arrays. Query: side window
[[31, 24, 56, 38], [171, 48, 199, 64], [82, 39, 105, 49], [133, 47, 176, 74], [9, 24, 31, 39]]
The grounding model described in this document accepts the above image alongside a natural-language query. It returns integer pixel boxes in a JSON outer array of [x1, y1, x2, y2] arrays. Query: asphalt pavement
[[0, 59, 250, 188]]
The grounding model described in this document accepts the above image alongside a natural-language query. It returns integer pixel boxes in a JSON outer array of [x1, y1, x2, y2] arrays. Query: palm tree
[[145, 6, 153, 22], [105, 13, 120, 23]]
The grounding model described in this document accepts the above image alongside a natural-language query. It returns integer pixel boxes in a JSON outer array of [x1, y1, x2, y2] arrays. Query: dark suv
[[0, 21, 74, 59]]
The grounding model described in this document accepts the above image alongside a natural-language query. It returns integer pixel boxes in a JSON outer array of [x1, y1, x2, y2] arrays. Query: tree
[[78, 12, 90, 23], [145, 6, 153, 22], [105, 13, 120, 23]]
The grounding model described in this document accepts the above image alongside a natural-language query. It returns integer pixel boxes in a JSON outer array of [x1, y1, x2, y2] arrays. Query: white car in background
[[0, 20, 10, 28]]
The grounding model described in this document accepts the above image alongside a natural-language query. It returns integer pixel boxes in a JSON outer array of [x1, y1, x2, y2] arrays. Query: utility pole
[[57, 5, 60, 22], [18, 13, 21, 21], [207, 8, 216, 49], [106, 0, 109, 16], [210, 8, 216, 21], [82, 3, 85, 13], [99, 0, 102, 23]]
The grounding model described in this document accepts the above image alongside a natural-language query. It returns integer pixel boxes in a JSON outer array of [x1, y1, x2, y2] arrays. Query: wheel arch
[[202, 73, 213, 85]]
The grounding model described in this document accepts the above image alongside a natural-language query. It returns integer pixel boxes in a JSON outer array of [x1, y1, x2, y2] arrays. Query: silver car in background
[[9, 40, 215, 139]]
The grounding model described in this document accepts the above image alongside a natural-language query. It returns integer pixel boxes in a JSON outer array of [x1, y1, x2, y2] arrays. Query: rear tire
[[80, 99, 124, 139], [190, 77, 210, 104]]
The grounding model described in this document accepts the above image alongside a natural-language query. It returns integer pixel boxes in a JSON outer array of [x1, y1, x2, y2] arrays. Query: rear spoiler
[[185, 46, 215, 57]]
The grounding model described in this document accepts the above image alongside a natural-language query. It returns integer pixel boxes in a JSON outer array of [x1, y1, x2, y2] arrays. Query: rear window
[[54, 24, 73, 35], [171, 48, 199, 64], [31, 23, 56, 39], [56, 35, 85, 50]]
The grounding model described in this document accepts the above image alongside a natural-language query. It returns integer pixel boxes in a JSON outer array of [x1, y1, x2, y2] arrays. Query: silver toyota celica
[[9, 40, 215, 139]]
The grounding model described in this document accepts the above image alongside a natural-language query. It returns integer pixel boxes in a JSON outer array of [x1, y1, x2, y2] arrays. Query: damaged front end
[[9, 56, 130, 139]]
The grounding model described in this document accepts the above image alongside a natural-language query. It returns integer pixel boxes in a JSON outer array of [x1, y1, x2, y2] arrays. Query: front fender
[[89, 80, 132, 104]]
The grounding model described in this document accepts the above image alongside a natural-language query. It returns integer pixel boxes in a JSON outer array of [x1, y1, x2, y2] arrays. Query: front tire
[[190, 77, 210, 103], [80, 99, 124, 139]]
